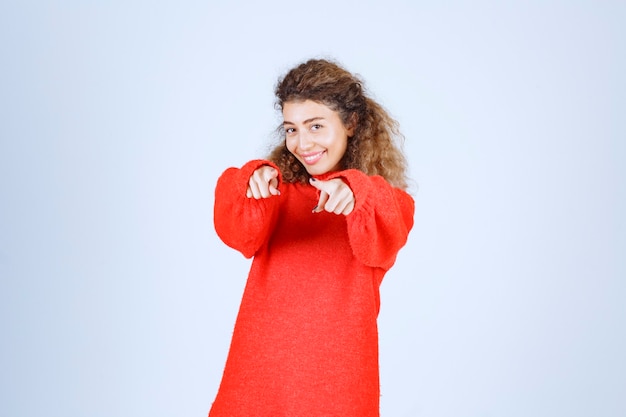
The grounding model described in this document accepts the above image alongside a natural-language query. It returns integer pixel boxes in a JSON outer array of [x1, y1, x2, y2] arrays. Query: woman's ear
[[346, 112, 358, 136]]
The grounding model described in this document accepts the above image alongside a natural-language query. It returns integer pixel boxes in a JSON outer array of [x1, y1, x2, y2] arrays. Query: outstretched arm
[[314, 169, 414, 270], [213, 160, 282, 258]]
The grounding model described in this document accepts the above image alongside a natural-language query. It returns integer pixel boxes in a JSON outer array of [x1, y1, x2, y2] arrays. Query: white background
[[1, 1, 624, 416]]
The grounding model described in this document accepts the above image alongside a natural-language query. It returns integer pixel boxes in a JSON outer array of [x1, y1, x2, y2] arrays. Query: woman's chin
[[305, 167, 330, 176]]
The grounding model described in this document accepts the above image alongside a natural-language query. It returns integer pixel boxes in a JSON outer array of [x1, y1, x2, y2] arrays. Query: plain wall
[[1, 1, 624, 416]]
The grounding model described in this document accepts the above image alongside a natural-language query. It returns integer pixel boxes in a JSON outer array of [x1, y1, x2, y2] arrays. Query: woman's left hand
[[309, 178, 355, 215]]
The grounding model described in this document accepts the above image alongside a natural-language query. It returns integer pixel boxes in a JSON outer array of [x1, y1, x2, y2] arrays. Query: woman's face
[[283, 100, 354, 176]]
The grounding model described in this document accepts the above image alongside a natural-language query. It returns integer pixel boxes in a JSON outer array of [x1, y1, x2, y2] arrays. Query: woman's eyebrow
[[283, 116, 325, 126]]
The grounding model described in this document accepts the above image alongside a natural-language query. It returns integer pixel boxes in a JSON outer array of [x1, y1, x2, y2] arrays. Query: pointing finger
[[268, 176, 280, 196], [263, 167, 278, 182], [313, 190, 329, 213], [263, 167, 280, 196], [309, 177, 334, 193]]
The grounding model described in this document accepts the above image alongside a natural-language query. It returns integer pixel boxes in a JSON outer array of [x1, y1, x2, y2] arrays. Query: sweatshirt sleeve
[[327, 169, 415, 270], [213, 160, 282, 258]]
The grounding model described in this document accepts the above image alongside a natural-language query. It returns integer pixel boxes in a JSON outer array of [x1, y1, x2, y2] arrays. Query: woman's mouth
[[301, 151, 325, 165]]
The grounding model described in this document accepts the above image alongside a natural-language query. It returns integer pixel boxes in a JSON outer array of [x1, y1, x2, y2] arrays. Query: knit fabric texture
[[209, 159, 415, 417]]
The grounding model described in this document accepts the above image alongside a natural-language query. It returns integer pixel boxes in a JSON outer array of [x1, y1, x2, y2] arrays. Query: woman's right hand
[[246, 166, 280, 199]]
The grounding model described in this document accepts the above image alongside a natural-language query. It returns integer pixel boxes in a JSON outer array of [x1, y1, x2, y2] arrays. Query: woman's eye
[[311, 124, 322, 131], [285, 127, 295, 134]]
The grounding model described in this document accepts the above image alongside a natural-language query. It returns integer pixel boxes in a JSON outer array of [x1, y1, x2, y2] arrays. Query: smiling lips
[[300, 150, 325, 165]]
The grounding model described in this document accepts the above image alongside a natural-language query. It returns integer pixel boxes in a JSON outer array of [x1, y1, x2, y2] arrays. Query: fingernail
[[312, 205, 318, 213]]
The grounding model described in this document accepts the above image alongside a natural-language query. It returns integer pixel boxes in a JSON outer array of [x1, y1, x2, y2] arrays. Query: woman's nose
[[298, 132, 314, 150]]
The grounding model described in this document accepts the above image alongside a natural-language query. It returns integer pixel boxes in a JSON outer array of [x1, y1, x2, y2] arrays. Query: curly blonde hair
[[268, 58, 409, 190]]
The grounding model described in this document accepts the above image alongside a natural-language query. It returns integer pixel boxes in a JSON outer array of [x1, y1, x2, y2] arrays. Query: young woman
[[209, 58, 415, 417]]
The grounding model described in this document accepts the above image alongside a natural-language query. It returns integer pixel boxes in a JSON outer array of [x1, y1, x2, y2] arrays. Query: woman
[[209, 58, 415, 417]]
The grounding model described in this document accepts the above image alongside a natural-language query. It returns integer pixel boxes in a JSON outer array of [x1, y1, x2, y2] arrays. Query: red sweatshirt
[[209, 160, 414, 417]]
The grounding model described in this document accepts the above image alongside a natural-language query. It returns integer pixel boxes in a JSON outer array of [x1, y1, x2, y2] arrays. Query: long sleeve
[[328, 169, 414, 270], [213, 160, 282, 258]]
